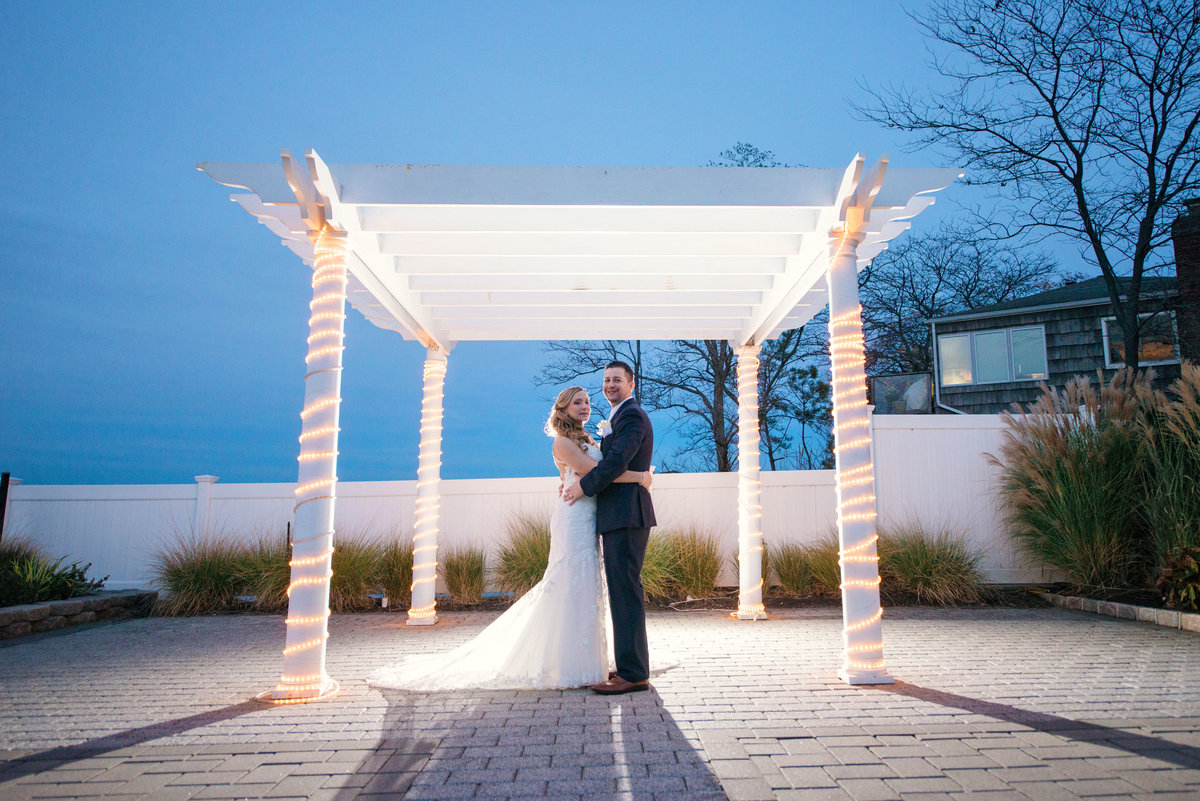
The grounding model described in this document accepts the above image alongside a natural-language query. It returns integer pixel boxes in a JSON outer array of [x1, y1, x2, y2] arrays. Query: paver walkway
[[1, 606, 1198, 800]]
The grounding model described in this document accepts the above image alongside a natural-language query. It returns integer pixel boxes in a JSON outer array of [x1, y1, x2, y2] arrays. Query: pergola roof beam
[[395, 255, 788, 275], [199, 153, 960, 346], [376, 232, 803, 257]]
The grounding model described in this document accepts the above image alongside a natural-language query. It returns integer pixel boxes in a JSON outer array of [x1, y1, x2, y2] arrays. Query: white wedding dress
[[368, 444, 610, 691]]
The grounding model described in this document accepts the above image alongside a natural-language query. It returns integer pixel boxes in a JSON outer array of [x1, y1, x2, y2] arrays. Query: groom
[[562, 360, 656, 694]]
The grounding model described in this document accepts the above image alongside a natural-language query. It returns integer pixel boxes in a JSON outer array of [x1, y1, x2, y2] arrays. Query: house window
[[1102, 312, 1179, 368], [937, 326, 1048, 387]]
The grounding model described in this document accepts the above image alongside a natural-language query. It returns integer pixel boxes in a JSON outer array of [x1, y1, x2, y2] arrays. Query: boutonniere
[[596, 420, 612, 439]]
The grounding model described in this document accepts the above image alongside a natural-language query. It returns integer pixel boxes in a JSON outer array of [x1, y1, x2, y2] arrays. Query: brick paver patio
[[1, 606, 1198, 800]]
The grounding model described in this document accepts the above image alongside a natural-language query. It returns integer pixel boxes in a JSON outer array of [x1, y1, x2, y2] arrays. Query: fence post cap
[[194, 475, 220, 484]]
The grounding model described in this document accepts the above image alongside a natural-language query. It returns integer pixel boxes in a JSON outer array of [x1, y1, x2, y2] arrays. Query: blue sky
[[1, 1, 967, 485]]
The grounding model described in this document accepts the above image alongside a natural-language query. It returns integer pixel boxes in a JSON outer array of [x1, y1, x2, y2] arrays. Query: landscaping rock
[[3, 621, 31, 637], [7, 604, 51, 623], [1156, 608, 1181, 628], [1182, 613, 1200, 633], [30, 616, 68, 633], [67, 611, 96, 626], [54, 600, 85, 617]]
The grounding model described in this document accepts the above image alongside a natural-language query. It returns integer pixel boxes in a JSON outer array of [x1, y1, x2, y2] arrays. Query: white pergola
[[200, 151, 959, 703]]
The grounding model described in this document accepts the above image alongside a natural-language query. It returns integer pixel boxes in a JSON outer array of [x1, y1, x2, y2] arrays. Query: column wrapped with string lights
[[826, 228, 892, 685], [407, 346, 447, 625], [263, 225, 348, 703], [735, 343, 766, 620]]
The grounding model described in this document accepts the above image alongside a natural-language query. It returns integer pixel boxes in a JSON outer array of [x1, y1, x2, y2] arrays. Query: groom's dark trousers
[[580, 397, 656, 684], [602, 526, 650, 683]]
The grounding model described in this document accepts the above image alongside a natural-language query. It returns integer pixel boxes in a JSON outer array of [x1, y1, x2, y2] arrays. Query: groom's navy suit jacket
[[579, 398, 656, 534]]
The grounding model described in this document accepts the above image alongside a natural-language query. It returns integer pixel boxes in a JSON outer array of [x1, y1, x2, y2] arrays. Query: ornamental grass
[[807, 529, 843, 597], [1139, 363, 1200, 567], [769, 541, 815, 596], [640, 531, 682, 600], [152, 535, 245, 615], [238, 537, 290, 612], [442, 545, 487, 604], [877, 522, 986, 606], [661, 525, 723, 599], [495, 511, 551, 596], [379, 535, 414, 608], [328, 533, 384, 612], [990, 370, 1149, 594]]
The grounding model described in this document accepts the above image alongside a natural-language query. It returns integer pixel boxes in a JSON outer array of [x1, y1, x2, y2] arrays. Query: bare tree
[[857, 0, 1200, 369], [537, 340, 667, 413], [859, 223, 1059, 375]]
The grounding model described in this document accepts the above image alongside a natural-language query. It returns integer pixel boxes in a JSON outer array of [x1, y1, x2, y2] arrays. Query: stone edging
[[1042, 591, 1200, 632], [0, 590, 157, 640]]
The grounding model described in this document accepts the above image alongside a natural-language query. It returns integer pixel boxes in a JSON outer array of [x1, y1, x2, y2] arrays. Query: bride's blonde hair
[[545, 386, 596, 451]]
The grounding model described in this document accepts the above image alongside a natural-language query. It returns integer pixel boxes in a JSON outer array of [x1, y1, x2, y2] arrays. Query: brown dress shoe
[[590, 676, 650, 695]]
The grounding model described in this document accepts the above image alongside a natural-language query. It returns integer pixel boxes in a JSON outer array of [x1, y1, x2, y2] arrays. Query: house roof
[[931, 275, 1178, 324], [199, 151, 960, 350]]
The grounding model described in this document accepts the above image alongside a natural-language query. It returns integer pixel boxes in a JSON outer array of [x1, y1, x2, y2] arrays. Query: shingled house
[[929, 276, 1183, 414]]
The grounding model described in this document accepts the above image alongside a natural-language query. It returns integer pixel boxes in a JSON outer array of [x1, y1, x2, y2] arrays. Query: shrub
[[152, 536, 245, 615], [1156, 545, 1200, 612], [496, 511, 551, 595], [442, 545, 486, 604], [770, 542, 814, 596], [1139, 363, 1200, 567], [990, 371, 1148, 594], [238, 537, 291, 613], [379, 535, 414, 608], [878, 522, 986, 606], [0, 537, 107, 607], [329, 533, 384, 612]]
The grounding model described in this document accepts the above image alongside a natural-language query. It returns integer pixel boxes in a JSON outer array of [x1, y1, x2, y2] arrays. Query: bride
[[367, 386, 652, 691]]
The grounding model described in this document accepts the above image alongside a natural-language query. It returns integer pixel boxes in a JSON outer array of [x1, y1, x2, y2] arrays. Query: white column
[[735, 343, 766, 620], [827, 229, 892, 685], [192, 475, 218, 538], [407, 346, 448, 625], [266, 226, 348, 703]]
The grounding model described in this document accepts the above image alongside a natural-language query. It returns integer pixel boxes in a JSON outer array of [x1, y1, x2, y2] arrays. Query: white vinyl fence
[[4, 415, 1054, 590]]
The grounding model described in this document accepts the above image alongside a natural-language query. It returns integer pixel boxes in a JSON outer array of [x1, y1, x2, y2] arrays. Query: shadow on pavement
[[366, 685, 723, 801], [869, 680, 1200, 769], [0, 700, 264, 783]]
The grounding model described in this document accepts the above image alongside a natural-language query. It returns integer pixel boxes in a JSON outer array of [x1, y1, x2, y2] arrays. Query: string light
[[297, 450, 338, 462], [300, 398, 340, 420], [282, 633, 328, 656], [299, 425, 339, 443], [308, 311, 346, 325], [409, 350, 447, 625], [845, 608, 883, 632], [269, 224, 349, 703], [294, 477, 336, 496], [733, 344, 766, 621], [287, 573, 332, 597], [289, 548, 334, 568], [826, 227, 890, 685], [305, 345, 346, 364], [834, 436, 872, 453], [309, 291, 347, 309]]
